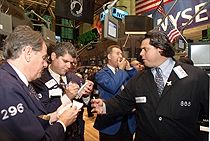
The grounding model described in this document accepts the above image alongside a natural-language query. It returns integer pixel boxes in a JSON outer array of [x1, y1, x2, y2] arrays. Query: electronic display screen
[[108, 21, 117, 38], [189, 43, 210, 67], [103, 14, 118, 42]]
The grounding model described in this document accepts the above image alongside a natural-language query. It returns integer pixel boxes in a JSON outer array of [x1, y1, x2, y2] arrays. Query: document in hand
[[57, 100, 83, 115]]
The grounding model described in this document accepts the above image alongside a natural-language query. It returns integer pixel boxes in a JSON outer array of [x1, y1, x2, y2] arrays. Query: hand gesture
[[91, 98, 105, 114], [65, 82, 80, 99], [78, 80, 94, 97], [75, 80, 94, 99], [118, 58, 127, 70], [58, 106, 79, 127], [125, 60, 132, 70]]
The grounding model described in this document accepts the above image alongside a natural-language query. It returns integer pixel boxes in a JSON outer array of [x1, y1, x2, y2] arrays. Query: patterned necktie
[[28, 84, 39, 100], [154, 68, 164, 96], [59, 76, 66, 94], [114, 68, 118, 74]]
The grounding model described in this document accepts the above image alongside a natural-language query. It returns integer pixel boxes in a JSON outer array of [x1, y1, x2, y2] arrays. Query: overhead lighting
[[125, 31, 147, 35]]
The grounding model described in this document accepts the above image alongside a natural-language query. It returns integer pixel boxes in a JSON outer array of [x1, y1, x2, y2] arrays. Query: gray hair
[[3, 25, 44, 59]]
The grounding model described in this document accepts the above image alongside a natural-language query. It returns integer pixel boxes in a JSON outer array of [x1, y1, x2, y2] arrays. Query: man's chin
[[62, 70, 68, 76], [35, 72, 43, 80]]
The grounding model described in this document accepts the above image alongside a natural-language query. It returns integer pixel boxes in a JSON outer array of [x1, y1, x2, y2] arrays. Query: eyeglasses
[[42, 55, 49, 61]]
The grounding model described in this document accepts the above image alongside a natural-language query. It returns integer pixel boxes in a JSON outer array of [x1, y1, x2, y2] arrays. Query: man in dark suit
[[92, 30, 209, 141], [32, 42, 93, 141], [93, 45, 137, 141], [0, 25, 80, 141]]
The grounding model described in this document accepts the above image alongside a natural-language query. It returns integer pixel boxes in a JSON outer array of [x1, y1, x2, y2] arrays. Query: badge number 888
[[1, 103, 24, 120]]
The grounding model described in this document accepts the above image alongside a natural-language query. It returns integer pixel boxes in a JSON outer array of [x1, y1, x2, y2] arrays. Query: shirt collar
[[8, 62, 29, 86], [159, 58, 175, 77], [48, 65, 67, 84], [151, 58, 175, 79], [107, 64, 116, 74]]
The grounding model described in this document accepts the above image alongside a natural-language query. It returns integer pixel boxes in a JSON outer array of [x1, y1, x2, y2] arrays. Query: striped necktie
[[28, 84, 39, 100], [154, 68, 164, 96], [115, 68, 118, 74], [59, 76, 66, 94], [59, 76, 65, 85]]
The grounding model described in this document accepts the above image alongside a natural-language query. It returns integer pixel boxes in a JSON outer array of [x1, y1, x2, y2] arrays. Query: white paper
[[72, 100, 83, 110], [75, 81, 89, 99]]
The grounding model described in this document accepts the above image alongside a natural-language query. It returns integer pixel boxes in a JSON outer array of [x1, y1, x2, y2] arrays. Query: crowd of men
[[0, 25, 208, 141]]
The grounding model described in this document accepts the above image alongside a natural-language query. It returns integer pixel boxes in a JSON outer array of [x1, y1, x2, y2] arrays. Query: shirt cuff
[[61, 94, 72, 105], [102, 102, 106, 114], [57, 120, 66, 132], [126, 67, 133, 70]]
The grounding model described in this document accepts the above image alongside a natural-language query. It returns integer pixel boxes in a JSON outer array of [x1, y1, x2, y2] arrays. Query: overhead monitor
[[0, 12, 12, 36], [103, 14, 118, 42], [174, 38, 187, 51], [188, 43, 210, 70], [42, 26, 56, 44], [124, 15, 153, 35]]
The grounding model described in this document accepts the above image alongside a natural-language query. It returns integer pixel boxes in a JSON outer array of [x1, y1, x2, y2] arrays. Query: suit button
[[158, 117, 162, 121]]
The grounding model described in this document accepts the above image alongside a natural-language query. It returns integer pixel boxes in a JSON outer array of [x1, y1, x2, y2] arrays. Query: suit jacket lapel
[[103, 66, 115, 78], [24, 84, 47, 114], [144, 70, 160, 100]]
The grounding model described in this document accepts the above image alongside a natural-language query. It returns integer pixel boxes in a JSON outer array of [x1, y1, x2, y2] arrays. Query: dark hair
[[3, 25, 44, 60], [144, 29, 175, 57], [48, 42, 77, 62]]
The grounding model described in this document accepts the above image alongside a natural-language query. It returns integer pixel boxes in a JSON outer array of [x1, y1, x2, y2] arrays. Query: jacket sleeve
[[32, 79, 62, 113], [0, 83, 65, 141], [95, 69, 130, 95], [126, 68, 137, 78]]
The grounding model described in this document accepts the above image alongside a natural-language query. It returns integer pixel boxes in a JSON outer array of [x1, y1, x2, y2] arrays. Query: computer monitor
[[0, 12, 12, 36], [103, 14, 118, 42], [188, 43, 210, 70], [42, 26, 56, 44]]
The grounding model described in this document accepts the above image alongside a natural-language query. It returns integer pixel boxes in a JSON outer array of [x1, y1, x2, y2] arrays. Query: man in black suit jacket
[[0, 25, 80, 141], [32, 42, 93, 141], [92, 29, 209, 141]]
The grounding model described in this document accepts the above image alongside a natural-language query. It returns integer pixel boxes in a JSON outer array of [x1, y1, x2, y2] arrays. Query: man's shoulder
[[178, 62, 206, 74], [32, 69, 51, 84], [95, 67, 111, 76], [175, 62, 209, 81], [66, 72, 84, 84]]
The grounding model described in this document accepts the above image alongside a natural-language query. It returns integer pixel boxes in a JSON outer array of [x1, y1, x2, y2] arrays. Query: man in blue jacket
[[93, 45, 136, 141]]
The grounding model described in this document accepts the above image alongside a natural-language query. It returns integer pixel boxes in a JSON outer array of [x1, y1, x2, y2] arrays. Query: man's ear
[[24, 46, 33, 62], [107, 54, 111, 60], [51, 52, 56, 61], [158, 48, 164, 54]]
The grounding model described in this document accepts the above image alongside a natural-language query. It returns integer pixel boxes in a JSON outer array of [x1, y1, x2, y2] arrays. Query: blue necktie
[[155, 68, 164, 96]]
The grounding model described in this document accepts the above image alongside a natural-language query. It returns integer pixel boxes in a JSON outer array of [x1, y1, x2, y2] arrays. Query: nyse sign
[[144, 0, 210, 31], [100, 7, 128, 21]]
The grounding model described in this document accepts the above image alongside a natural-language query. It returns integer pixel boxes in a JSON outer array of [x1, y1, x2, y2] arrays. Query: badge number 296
[[1, 103, 24, 120]]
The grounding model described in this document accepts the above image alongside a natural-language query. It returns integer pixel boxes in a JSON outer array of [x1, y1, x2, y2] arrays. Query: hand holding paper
[[75, 80, 94, 99], [57, 100, 83, 115], [72, 100, 84, 110]]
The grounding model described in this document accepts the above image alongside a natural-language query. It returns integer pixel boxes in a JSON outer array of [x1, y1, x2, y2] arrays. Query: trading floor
[[84, 108, 99, 141]]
